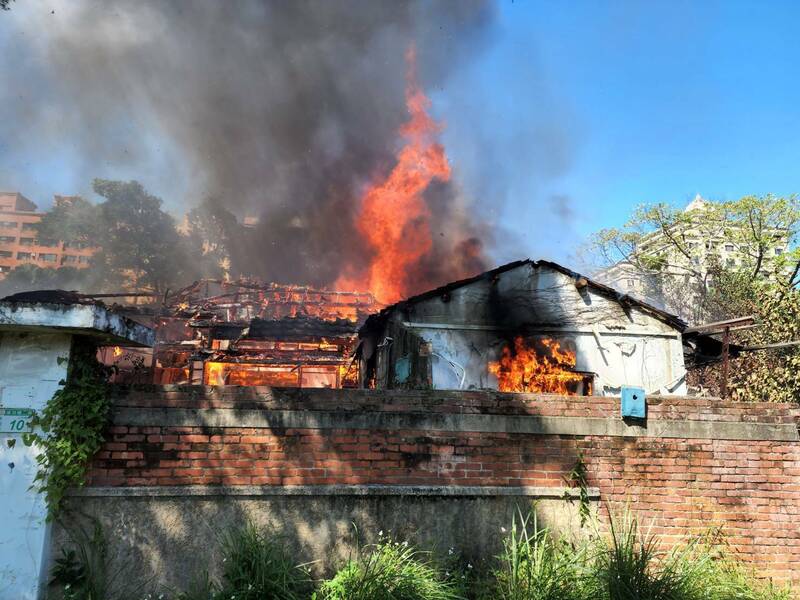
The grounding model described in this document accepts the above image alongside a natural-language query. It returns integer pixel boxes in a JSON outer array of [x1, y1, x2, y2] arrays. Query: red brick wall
[[88, 387, 800, 582]]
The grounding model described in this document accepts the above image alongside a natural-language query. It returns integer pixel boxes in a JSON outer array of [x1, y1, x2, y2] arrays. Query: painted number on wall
[[0, 408, 35, 433]]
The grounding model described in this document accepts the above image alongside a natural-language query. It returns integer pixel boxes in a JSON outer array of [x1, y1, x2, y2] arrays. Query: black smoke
[[1, 1, 495, 289]]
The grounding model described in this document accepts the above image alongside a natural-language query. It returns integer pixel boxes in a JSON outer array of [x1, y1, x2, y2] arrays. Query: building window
[[20, 223, 38, 232], [0, 236, 16, 244], [18, 237, 34, 246], [725, 244, 734, 252], [62, 255, 78, 264], [626, 278, 637, 289], [16, 252, 32, 260], [37, 238, 58, 247], [0, 266, 9, 273], [0, 221, 17, 229], [687, 242, 696, 249], [775, 248, 784, 255], [0, 250, 12, 259], [64, 240, 89, 250], [39, 253, 57, 263], [78, 256, 90, 264]]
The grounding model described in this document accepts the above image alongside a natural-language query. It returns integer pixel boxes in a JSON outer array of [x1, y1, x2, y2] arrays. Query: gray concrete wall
[[52, 490, 596, 595]]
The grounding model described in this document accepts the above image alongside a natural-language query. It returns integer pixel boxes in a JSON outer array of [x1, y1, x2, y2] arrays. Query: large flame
[[335, 46, 451, 304], [489, 337, 587, 395]]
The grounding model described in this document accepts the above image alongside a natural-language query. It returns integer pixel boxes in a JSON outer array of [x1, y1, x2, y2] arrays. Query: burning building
[[357, 260, 688, 396], [112, 279, 379, 387]]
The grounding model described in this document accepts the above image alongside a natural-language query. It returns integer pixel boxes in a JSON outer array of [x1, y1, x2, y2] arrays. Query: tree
[[35, 196, 99, 245], [588, 194, 800, 402], [0, 1, 14, 11], [586, 195, 800, 322], [185, 198, 240, 279], [90, 179, 194, 293], [0, 265, 93, 297], [703, 273, 800, 403]]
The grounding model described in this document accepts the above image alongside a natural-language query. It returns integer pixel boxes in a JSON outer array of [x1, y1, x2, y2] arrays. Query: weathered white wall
[[0, 302, 153, 347], [386, 264, 686, 395], [0, 332, 71, 600]]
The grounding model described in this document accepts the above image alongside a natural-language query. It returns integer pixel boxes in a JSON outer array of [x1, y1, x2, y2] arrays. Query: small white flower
[[448, 547, 454, 555], [402, 540, 408, 546], [445, 571, 450, 576], [378, 530, 384, 536], [467, 563, 473, 569], [501, 526, 507, 533]]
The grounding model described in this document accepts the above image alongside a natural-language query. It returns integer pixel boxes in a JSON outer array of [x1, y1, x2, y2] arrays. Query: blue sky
[[3, 1, 800, 266], [438, 0, 800, 263]]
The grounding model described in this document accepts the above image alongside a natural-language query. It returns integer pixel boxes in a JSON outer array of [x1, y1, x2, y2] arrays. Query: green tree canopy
[[90, 179, 193, 293], [35, 196, 99, 245], [0, 265, 92, 297], [585, 194, 800, 321], [8, 180, 240, 296]]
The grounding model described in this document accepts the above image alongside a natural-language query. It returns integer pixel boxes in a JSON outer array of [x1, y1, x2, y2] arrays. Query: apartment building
[[0, 192, 95, 278], [597, 195, 790, 321]]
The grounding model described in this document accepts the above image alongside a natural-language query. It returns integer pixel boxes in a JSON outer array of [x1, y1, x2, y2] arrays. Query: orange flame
[[205, 362, 226, 385], [335, 46, 450, 304], [489, 337, 586, 395], [112, 346, 123, 357]]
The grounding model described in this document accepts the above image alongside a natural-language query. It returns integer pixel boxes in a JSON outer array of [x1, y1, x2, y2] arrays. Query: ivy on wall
[[564, 453, 592, 527], [24, 338, 112, 518]]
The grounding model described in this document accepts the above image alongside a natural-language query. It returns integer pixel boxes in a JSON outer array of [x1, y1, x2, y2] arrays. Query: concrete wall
[[0, 332, 71, 600], [55, 492, 591, 594], [363, 263, 686, 395], [50, 385, 800, 593]]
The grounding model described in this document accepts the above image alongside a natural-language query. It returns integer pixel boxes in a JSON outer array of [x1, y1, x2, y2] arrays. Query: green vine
[[563, 453, 592, 527], [24, 338, 112, 518]]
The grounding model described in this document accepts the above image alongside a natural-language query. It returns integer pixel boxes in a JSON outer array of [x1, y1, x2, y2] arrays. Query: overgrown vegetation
[[24, 339, 112, 518], [48, 517, 136, 600], [216, 524, 312, 600], [586, 194, 800, 323], [49, 513, 791, 600], [485, 509, 791, 600], [0, 179, 235, 297], [564, 454, 592, 527], [315, 533, 462, 600], [490, 510, 589, 600], [586, 194, 800, 400]]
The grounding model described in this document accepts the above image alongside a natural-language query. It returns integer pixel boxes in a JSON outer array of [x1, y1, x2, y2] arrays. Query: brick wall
[[85, 386, 800, 583]]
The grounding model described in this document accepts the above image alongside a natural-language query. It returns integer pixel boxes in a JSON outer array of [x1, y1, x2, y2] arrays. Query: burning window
[[488, 337, 592, 396]]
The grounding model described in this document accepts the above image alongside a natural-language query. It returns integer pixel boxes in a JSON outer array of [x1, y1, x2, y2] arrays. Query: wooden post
[[720, 326, 730, 398]]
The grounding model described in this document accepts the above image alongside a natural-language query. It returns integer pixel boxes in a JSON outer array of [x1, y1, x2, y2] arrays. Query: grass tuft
[[315, 535, 463, 600], [215, 523, 311, 600]]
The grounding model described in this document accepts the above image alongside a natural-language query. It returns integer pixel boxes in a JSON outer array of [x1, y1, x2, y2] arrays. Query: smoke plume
[[1, 1, 495, 292]]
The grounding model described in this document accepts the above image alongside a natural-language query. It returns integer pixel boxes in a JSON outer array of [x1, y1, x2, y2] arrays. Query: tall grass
[[484, 509, 792, 600], [215, 523, 311, 600], [314, 536, 463, 600], [491, 509, 589, 600], [592, 511, 707, 600], [57, 514, 791, 600]]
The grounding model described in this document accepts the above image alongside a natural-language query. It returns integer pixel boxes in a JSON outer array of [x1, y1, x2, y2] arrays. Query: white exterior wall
[[389, 264, 686, 395], [0, 332, 71, 600]]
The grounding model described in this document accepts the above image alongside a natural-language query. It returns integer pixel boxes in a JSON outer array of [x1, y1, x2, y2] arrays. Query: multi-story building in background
[[597, 195, 791, 322], [0, 192, 96, 278]]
